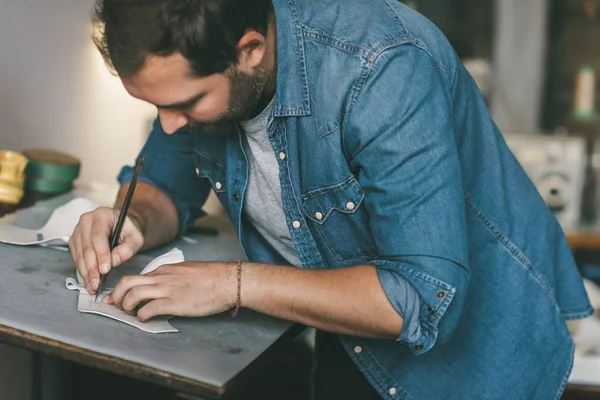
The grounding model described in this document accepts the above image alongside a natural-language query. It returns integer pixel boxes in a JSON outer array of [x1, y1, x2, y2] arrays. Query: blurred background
[[1, 0, 600, 398]]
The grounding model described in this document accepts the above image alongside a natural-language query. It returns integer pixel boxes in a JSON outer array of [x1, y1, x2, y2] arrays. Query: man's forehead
[[134, 53, 194, 84], [120, 53, 224, 106]]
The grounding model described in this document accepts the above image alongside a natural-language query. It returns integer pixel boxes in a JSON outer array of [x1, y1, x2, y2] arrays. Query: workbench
[[0, 190, 305, 399]]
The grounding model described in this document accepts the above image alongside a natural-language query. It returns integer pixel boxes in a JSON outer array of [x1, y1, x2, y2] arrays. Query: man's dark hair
[[92, 0, 273, 78]]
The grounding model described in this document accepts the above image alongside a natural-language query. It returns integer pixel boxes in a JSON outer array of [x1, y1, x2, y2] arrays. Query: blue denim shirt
[[119, 1, 593, 398]]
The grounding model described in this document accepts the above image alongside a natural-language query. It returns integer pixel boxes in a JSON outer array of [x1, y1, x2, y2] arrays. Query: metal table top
[[0, 191, 300, 399]]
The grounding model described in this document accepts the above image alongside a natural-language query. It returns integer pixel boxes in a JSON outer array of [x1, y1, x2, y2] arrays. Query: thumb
[[111, 240, 142, 267]]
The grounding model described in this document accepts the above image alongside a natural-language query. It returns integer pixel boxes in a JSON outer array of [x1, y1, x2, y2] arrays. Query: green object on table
[[25, 178, 73, 194], [23, 149, 81, 194]]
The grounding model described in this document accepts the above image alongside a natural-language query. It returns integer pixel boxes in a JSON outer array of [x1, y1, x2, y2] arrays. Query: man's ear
[[236, 31, 267, 71]]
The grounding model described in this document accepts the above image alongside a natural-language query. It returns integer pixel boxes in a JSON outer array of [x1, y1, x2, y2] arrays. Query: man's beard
[[187, 67, 273, 134]]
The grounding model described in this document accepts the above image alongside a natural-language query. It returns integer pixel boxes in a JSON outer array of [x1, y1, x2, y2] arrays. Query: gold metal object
[[0, 150, 28, 205]]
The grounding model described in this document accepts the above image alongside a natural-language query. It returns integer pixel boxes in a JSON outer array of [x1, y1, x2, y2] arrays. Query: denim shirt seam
[[564, 308, 594, 320], [271, 121, 309, 265], [339, 338, 414, 399], [195, 174, 227, 194], [464, 194, 560, 308], [193, 149, 226, 170], [305, 195, 364, 225], [301, 26, 374, 59], [271, 119, 327, 269], [380, 0, 409, 34], [407, 41, 451, 84], [231, 127, 244, 187], [274, 108, 308, 116], [343, 39, 452, 122], [554, 341, 576, 400], [374, 259, 456, 290], [286, 0, 312, 114], [302, 175, 356, 200]]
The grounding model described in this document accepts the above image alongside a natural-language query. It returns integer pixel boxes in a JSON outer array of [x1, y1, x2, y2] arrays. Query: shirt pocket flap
[[302, 176, 365, 225], [193, 151, 227, 193]]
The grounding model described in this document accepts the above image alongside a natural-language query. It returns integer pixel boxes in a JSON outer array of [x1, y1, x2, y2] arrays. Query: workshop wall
[[0, 1, 148, 398], [0, 0, 155, 186], [0, 0, 224, 217]]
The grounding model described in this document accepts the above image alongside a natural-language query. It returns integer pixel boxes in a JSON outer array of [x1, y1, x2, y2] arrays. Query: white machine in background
[[503, 133, 587, 231]]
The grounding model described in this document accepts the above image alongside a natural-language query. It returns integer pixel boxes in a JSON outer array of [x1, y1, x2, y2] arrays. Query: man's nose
[[157, 109, 189, 135]]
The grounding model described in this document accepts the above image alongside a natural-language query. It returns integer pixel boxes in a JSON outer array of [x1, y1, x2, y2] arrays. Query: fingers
[[82, 243, 100, 293], [68, 208, 145, 294], [111, 244, 132, 268], [77, 209, 112, 293], [110, 216, 144, 267], [69, 213, 95, 289], [105, 275, 157, 310], [69, 230, 87, 284], [121, 284, 168, 315], [91, 221, 112, 275], [137, 299, 176, 322]]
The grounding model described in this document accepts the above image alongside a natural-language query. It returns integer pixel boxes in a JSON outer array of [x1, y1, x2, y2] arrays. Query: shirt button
[[215, 182, 222, 190], [195, 168, 200, 176], [437, 291, 446, 299], [292, 221, 301, 229], [414, 344, 424, 350], [315, 212, 323, 220], [389, 387, 397, 395], [279, 152, 286, 161], [346, 201, 355, 211], [233, 194, 240, 201], [354, 346, 362, 354]]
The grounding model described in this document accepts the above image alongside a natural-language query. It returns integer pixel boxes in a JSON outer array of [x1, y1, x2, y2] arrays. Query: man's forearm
[[243, 263, 403, 339], [114, 181, 179, 250]]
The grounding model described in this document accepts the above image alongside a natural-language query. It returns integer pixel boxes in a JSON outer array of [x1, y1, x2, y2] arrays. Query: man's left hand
[[103, 262, 237, 322]]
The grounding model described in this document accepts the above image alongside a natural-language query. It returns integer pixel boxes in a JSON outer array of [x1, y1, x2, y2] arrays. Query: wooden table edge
[[0, 322, 306, 399], [566, 232, 600, 251]]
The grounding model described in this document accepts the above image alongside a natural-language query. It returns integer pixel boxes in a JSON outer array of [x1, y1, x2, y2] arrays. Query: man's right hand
[[68, 207, 145, 294]]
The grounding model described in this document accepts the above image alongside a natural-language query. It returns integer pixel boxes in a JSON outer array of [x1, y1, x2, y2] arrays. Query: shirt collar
[[272, 0, 312, 117]]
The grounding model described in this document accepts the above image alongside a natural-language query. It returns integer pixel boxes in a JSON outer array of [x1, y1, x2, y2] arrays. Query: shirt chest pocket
[[193, 151, 227, 194], [302, 176, 377, 264]]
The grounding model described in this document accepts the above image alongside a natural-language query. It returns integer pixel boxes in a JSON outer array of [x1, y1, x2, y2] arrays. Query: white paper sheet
[[65, 248, 185, 334], [0, 197, 99, 246]]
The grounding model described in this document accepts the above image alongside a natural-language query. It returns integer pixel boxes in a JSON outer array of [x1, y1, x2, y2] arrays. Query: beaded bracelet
[[231, 260, 242, 318]]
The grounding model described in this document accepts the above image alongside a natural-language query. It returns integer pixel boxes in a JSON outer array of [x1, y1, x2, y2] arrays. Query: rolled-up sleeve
[[118, 117, 212, 233], [344, 44, 470, 354]]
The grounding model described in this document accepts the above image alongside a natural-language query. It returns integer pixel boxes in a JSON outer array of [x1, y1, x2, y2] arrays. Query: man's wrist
[[126, 209, 147, 237], [238, 262, 268, 311], [219, 261, 241, 311], [230, 260, 243, 317]]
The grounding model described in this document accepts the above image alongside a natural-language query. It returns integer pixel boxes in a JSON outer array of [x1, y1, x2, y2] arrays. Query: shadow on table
[[65, 332, 315, 400]]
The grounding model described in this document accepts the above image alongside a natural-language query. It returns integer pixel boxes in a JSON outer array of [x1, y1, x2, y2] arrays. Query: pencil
[[95, 154, 145, 302]]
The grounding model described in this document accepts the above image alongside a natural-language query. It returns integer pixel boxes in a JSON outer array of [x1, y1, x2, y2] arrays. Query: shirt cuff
[[117, 165, 204, 234], [375, 260, 457, 355], [382, 272, 423, 344]]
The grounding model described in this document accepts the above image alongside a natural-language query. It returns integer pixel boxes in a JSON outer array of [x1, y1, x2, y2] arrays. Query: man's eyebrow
[[154, 92, 206, 110]]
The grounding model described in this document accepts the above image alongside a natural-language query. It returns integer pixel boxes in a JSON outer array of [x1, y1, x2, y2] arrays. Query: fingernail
[[87, 278, 99, 292], [100, 263, 110, 274], [112, 254, 121, 267], [102, 295, 110, 304]]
